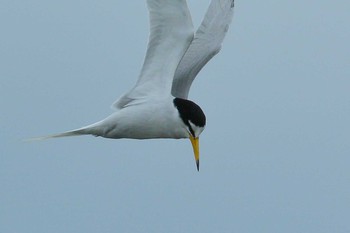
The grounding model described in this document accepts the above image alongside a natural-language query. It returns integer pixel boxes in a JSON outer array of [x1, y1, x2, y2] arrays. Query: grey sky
[[1, 0, 350, 232]]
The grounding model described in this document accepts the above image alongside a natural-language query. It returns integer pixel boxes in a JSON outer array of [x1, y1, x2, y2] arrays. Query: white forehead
[[189, 121, 205, 138]]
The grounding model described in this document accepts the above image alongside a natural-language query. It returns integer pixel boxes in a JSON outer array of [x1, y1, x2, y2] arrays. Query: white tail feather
[[25, 128, 91, 142]]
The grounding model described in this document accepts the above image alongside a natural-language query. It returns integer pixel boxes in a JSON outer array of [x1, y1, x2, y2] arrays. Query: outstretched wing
[[113, 0, 194, 109], [171, 0, 235, 99]]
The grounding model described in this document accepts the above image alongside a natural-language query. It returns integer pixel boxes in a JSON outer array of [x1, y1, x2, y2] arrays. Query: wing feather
[[113, 0, 194, 109], [171, 0, 235, 99]]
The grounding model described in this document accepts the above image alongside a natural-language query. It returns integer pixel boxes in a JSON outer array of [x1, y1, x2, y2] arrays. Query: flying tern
[[33, 0, 235, 171]]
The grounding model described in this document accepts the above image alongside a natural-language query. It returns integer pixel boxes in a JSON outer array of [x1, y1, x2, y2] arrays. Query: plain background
[[1, 0, 349, 232]]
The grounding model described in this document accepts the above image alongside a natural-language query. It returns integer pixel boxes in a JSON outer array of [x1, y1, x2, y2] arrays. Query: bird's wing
[[171, 0, 235, 99], [113, 0, 194, 109]]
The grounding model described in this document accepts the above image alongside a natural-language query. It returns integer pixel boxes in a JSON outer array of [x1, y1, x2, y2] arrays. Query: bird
[[32, 0, 235, 171]]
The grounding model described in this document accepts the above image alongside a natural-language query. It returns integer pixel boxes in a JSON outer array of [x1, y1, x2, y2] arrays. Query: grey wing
[[113, 0, 194, 109], [171, 0, 235, 99]]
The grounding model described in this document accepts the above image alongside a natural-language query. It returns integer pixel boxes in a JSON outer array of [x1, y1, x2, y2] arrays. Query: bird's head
[[173, 98, 206, 171]]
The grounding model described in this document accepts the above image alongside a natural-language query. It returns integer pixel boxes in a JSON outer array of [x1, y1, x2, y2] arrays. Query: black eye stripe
[[188, 123, 195, 137]]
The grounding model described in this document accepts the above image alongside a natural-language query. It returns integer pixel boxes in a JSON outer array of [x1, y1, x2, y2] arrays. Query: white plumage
[[32, 0, 235, 170]]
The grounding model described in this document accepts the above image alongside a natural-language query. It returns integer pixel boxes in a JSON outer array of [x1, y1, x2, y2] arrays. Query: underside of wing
[[171, 0, 235, 99], [113, 0, 194, 109]]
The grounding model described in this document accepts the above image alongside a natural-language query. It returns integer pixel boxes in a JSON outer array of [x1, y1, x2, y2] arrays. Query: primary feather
[[172, 0, 235, 99]]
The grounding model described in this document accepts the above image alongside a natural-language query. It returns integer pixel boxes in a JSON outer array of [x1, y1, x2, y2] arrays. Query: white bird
[[33, 0, 235, 171]]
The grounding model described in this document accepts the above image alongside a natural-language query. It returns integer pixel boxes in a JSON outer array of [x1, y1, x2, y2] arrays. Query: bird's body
[[80, 97, 192, 140], [98, 97, 185, 139], [33, 0, 235, 170]]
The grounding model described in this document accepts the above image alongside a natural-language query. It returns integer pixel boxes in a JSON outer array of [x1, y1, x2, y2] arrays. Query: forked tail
[[25, 127, 93, 142]]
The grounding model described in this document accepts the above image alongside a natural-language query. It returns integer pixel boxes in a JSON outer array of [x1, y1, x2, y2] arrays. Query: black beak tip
[[196, 160, 200, 171]]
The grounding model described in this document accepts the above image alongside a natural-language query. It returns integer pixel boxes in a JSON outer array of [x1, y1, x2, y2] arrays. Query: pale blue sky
[[1, 0, 350, 232]]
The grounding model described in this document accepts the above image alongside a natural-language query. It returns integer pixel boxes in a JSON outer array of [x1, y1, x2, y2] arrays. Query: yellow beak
[[189, 135, 200, 171]]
